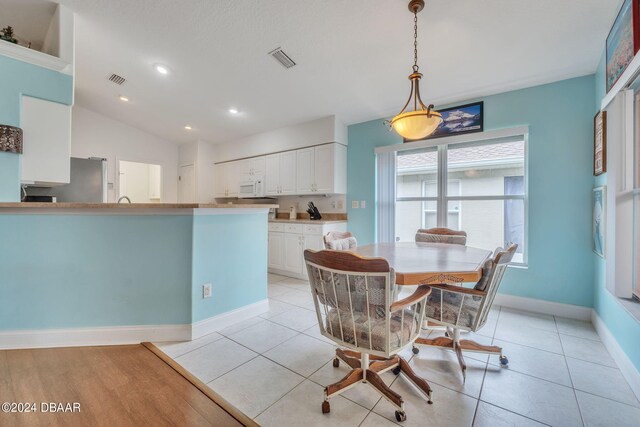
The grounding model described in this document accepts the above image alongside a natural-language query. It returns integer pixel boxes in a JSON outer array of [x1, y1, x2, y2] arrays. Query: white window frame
[[377, 126, 529, 266]]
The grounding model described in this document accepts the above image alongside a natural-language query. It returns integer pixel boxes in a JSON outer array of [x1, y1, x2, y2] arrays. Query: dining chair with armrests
[[304, 249, 433, 422], [323, 231, 358, 250], [412, 243, 518, 380], [415, 228, 467, 246]]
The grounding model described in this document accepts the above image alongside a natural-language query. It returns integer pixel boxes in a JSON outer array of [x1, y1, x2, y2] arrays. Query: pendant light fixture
[[389, 0, 442, 141]]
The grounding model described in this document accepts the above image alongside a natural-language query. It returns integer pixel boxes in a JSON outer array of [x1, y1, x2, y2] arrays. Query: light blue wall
[[0, 212, 268, 330], [191, 213, 268, 322], [0, 55, 73, 201], [348, 76, 596, 308], [592, 53, 640, 371]]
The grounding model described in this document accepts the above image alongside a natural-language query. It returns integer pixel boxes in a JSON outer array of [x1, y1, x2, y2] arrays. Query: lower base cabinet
[[268, 221, 347, 279]]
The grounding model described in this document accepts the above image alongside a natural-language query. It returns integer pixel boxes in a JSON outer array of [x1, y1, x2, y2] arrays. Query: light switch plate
[[360, 200, 366, 209], [352, 200, 359, 209]]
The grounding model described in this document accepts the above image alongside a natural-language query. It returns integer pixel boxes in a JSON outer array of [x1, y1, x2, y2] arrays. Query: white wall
[[214, 115, 347, 162], [179, 140, 215, 203], [71, 106, 179, 203]]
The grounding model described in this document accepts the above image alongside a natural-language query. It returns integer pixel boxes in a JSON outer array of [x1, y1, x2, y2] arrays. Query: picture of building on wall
[[593, 186, 606, 258], [606, 0, 639, 92]]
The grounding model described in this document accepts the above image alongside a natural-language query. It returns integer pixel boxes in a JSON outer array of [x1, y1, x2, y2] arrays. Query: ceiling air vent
[[107, 73, 126, 85], [268, 47, 296, 69]]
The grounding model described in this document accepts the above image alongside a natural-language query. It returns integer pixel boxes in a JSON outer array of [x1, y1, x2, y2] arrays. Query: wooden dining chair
[[304, 249, 433, 422], [412, 243, 518, 380], [323, 231, 357, 250], [415, 228, 467, 246]]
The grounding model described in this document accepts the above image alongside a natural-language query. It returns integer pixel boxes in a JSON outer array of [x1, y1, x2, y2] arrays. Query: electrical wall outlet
[[360, 200, 366, 209], [337, 199, 343, 209], [203, 283, 212, 299], [352, 200, 359, 209]]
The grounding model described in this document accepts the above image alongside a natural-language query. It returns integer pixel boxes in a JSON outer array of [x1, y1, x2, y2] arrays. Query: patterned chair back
[[304, 250, 426, 359], [415, 228, 467, 246], [473, 243, 517, 331], [323, 231, 358, 250]]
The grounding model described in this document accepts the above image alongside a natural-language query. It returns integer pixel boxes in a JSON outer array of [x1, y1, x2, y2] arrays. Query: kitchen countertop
[[269, 218, 347, 224], [0, 202, 279, 209]]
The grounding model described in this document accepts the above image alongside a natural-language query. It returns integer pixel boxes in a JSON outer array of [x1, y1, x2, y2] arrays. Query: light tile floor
[[155, 274, 640, 426]]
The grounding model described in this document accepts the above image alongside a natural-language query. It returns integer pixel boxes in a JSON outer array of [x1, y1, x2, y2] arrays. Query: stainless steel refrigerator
[[50, 157, 108, 202]]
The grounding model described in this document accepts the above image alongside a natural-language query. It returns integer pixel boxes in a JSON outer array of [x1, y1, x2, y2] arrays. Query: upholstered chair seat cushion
[[425, 287, 481, 330], [325, 308, 420, 352], [326, 236, 358, 251]]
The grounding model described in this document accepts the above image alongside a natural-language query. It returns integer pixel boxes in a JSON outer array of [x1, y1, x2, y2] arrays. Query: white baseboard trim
[[591, 311, 640, 402], [191, 299, 270, 340], [0, 324, 191, 350], [495, 293, 592, 321]]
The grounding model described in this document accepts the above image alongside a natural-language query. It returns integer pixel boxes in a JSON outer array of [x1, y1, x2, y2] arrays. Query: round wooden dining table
[[351, 242, 492, 285]]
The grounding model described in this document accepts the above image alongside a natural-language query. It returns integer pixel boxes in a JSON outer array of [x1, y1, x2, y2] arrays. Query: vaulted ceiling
[[5, 0, 621, 143]]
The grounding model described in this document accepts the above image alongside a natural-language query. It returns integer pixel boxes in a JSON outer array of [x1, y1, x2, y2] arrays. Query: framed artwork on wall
[[593, 186, 607, 259], [594, 110, 607, 176], [406, 101, 483, 141], [606, 0, 640, 93]]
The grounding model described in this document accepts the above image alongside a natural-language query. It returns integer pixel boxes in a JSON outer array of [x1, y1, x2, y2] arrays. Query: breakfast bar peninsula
[[0, 203, 277, 348]]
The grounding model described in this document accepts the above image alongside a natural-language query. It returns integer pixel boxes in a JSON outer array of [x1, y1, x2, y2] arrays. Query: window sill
[[616, 296, 640, 324]]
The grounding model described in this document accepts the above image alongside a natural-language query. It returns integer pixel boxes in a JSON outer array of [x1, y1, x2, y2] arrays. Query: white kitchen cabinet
[[266, 151, 297, 196], [239, 156, 266, 182], [213, 161, 240, 197], [21, 96, 71, 185], [296, 143, 346, 195], [268, 231, 285, 270], [268, 221, 348, 279], [279, 151, 297, 194], [296, 148, 315, 194]]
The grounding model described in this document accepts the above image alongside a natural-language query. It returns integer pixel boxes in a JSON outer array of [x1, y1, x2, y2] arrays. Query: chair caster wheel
[[333, 358, 340, 368], [395, 410, 407, 422], [322, 401, 330, 414], [499, 355, 509, 367], [392, 366, 401, 375], [412, 347, 419, 355]]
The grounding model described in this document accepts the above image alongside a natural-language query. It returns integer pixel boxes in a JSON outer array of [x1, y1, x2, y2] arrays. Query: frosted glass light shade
[[390, 110, 442, 140]]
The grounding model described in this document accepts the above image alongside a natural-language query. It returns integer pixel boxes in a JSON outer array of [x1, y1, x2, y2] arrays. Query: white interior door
[[179, 164, 196, 203]]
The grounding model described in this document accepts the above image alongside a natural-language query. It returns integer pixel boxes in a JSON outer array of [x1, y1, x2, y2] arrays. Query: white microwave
[[238, 178, 265, 198]]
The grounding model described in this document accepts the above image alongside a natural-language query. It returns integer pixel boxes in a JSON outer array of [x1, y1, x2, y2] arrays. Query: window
[[391, 132, 527, 264]]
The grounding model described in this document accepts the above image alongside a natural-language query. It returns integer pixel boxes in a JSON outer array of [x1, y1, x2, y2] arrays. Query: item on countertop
[[306, 202, 322, 220], [268, 208, 276, 220], [0, 26, 18, 44], [289, 205, 296, 220], [0, 124, 23, 154], [606, 0, 640, 93]]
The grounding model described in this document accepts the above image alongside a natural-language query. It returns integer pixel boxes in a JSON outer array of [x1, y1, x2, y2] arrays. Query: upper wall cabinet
[[21, 96, 71, 185], [239, 156, 266, 182], [214, 161, 240, 197], [296, 143, 346, 195], [266, 151, 297, 196]]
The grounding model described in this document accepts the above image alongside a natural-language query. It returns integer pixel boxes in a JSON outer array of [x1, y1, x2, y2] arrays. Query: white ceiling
[[15, 1, 623, 143]]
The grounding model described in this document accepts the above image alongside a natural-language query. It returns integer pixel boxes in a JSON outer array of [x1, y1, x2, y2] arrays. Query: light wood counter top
[[0, 202, 279, 209], [269, 218, 347, 224]]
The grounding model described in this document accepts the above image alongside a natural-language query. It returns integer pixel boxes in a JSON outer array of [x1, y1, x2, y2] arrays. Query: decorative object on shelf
[[0, 124, 23, 154], [412, 101, 484, 140], [606, 0, 640, 93], [593, 186, 606, 259], [0, 26, 18, 44], [387, 0, 442, 141], [594, 110, 607, 176]]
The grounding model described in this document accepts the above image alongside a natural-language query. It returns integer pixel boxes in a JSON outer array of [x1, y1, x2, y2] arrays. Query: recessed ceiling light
[[119, 95, 129, 102], [184, 125, 192, 130], [154, 64, 170, 75], [228, 108, 239, 115]]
